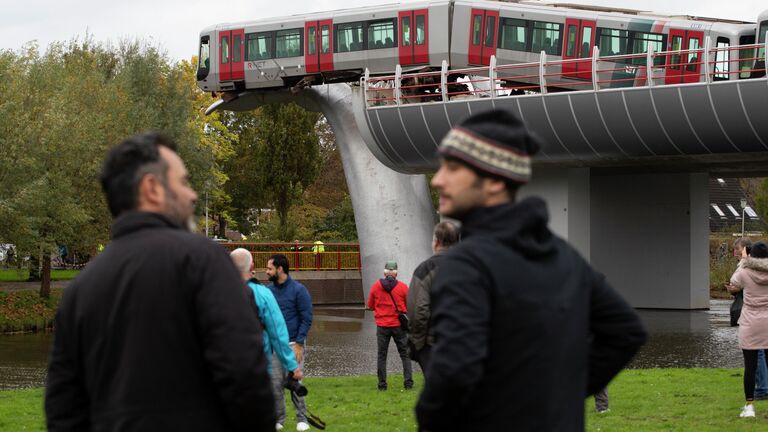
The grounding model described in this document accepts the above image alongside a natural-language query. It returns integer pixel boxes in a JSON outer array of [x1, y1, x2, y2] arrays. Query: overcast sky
[[1, 0, 765, 62]]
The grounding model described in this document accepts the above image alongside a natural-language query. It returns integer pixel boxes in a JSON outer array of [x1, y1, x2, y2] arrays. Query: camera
[[283, 371, 308, 397]]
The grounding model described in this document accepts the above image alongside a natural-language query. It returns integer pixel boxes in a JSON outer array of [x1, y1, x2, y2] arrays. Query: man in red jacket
[[366, 260, 412, 391]]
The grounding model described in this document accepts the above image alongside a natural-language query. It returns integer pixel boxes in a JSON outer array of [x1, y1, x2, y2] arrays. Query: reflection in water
[[0, 302, 745, 389], [629, 300, 741, 369]]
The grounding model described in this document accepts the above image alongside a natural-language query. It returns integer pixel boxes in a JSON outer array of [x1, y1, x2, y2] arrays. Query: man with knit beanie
[[415, 109, 647, 431]]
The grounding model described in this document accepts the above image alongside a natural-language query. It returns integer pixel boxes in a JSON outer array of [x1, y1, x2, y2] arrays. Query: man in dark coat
[[415, 110, 647, 431], [45, 132, 275, 431], [407, 221, 459, 372]]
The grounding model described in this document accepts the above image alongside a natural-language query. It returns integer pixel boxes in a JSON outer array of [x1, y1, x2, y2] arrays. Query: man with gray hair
[[407, 221, 459, 372], [230, 248, 303, 381]]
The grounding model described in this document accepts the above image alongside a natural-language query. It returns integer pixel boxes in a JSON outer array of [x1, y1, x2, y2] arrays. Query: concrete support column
[[520, 167, 591, 260], [310, 85, 434, 297], [590, 172, 710, 309]]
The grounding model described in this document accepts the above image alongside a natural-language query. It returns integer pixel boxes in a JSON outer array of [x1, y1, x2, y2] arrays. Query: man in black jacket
[[415, 110, 647, 431], [45, 132, 275, 431], [407, 221, 459, 372]]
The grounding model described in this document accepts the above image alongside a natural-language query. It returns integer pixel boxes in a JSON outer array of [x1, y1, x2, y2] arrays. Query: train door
[[219, 28, 245, 81], [399, 9, 429, 65], [562, 18, 596, 80], [467, 9, 499, 66], [665, 29, 703, 84], [305, 20, 334, 74]]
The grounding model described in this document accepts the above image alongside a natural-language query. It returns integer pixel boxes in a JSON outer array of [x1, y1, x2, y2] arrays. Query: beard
[[163, 185, 196, 231], [268, 274, 279, 283]]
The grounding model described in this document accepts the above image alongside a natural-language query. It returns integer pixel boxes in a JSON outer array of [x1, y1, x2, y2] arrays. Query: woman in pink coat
[[729, 241, 768, 418]]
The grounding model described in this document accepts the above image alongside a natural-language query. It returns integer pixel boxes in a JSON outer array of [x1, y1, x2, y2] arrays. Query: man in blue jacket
[[230, 248, 302, 379], [266, 254, 313, 432]]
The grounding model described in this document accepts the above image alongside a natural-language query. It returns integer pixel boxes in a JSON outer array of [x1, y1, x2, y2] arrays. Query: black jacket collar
[[460, 197, 555, 258], [111, 212, 182, 240]]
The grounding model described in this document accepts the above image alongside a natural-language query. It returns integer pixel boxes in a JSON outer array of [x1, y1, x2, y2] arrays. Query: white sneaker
[[275, 423, 284, 431], [296, 421, 310, 431], [740, 404, 756, 418]]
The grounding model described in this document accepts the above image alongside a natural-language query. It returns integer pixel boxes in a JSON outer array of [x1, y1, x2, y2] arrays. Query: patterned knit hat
[[438, 109, 541, 184]]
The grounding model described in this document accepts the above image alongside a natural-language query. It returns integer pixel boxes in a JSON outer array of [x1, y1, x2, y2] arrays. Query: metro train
[[196, 0, 767, 93]]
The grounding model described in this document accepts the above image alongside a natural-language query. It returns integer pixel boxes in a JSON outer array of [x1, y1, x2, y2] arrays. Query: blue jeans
[[756, 350, 768, 397]]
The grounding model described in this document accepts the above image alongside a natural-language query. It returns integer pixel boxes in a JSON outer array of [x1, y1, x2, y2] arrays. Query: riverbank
[[0, 289, 62, 333], [1, 369, 765, 431]]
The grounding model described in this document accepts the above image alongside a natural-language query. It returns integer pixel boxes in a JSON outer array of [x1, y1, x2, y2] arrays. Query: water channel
[[0, 300, 742, 390]]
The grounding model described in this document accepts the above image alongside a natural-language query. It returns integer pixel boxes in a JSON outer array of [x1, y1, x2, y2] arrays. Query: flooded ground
[[0, 300, 743, 390]]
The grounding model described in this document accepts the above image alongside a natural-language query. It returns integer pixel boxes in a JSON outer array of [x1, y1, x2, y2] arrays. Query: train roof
[[200, 1, 436, 33], [201, 0, 756, 34], [538, 1, 753, 24]]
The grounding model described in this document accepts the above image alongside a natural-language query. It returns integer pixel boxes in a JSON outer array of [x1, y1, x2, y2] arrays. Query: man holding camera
[[266, 254, 313, 432], [366, 261, 413, 391]]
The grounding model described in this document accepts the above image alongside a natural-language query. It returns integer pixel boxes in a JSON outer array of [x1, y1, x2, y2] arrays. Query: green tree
[[0, 39, 225, 297], [243, 103, 321, 240]]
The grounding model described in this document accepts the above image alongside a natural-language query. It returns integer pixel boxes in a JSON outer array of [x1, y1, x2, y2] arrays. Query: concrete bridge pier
[[310, 85, 435, 296], [522, 168, 710, 309]]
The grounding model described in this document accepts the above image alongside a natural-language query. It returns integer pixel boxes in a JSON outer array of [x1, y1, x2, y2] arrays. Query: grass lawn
[[2, 368, 768, 431], [0, 269, 79, 282]]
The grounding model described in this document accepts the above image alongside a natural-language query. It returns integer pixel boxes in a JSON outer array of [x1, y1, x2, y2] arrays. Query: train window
[[246, 33, 273, 61], [485, 16, 496, 48], [580, 26, 592, 57], [276, 29, 302, 58], [416, 14, 425, 45], [499, 18, 527, 51], [198, 36, 210, 70], [402, 16, 411, 46], [597, 29, 627, 58], [472, 15, 482, 46], [759, 21, 768, 61], [670, 35, 682, 70], [630, 32, 665, 66], [686, 37, 701, 71], [336, 22, 364, 53], [221, 36, 229, 64], [233, 35, 242, 63], [566, 24, 578, 57], [308, 27, 316, 55], [321, 25, 331, 54], [368, 19, 396, 49], [739, 35, 755, 78], [714, 37, 730, 80], [531, 21, 562, 55]]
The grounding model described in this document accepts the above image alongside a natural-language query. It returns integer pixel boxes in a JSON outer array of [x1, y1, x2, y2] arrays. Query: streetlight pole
[[741, 198, 747, 239]]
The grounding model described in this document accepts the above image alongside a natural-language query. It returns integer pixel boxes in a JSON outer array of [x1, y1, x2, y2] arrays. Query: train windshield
[[759, 21, 768, 59], [199, 36, 210, 71]]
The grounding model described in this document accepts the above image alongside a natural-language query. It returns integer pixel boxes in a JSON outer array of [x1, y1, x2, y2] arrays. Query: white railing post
[[647, 43, 654, 87], [703, 36, 711, 84], [539, 51, 548, 95], [489, 55, 497, 98], [441, 60, 448, 102], [395, 64, 402, 106], [592, 45, 599, 91], [363, 68, 371, 107]]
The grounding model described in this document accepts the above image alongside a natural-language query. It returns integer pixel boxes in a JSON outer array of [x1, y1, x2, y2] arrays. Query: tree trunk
[[218, 216, 227, 239], [39, 254, 51, 299]]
